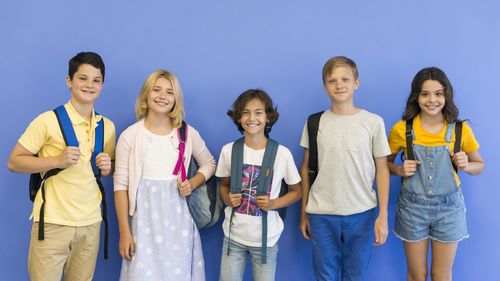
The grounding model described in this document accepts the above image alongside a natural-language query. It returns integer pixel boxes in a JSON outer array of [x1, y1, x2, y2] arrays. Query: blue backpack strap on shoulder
[[227, 137, 245, 257], [54, 105, 79, 146], [230, 138, 245, 194], [257, 138, 279, 264], [92, 115, 109, 259]]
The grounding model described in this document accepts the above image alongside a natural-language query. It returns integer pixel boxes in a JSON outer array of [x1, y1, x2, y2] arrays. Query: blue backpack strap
[[92, 114, 109, 259], [230, 138, 245, 194], [257, 138, 279, 264], [91, 116, 104, 177], [227, 137, 245, 257], [54, 105, 79, 146]]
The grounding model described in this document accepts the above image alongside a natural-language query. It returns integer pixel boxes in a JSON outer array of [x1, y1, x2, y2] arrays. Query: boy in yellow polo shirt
[[7, 52, 116, 281]]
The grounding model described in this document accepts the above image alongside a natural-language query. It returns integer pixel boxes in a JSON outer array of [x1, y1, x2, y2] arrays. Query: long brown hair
[[402, 67, 459, 123]]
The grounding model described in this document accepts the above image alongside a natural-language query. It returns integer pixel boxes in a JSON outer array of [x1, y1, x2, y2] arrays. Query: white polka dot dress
[[119, 129, 205, 281]]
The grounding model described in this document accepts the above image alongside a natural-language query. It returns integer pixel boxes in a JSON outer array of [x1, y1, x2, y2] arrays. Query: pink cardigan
[[113, 120, 216, 216]]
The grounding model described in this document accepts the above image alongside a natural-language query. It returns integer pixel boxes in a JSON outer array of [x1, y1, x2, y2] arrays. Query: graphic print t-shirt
[[235, 163, 271, 217], [216, 141, 301, 247]]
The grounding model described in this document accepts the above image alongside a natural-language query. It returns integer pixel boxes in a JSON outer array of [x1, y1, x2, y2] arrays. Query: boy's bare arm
[[7, 142, 79, 174], [373, 156, 390, 246], [299, 148, 311, 239]]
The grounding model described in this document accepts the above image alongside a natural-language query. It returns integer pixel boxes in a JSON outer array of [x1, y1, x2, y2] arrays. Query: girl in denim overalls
[[387, 67, 484, 281]]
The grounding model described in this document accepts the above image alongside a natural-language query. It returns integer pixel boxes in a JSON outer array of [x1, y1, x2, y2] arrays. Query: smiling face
[[418, 79, 446, 118], [238, 98, 268, 138], [66, 63, 103, 106], [146, 77, 175, 116], [323, 65, 360, 105]]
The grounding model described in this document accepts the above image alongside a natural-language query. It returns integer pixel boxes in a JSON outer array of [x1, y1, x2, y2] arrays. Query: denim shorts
[[394, 189, 469, 243]]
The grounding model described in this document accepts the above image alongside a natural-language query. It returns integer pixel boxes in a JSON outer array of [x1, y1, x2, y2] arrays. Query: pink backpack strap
[[173, 123, 188, 181]]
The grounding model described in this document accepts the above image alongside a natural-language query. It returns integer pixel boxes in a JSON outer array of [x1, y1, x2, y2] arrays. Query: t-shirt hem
[[306, 204, 377, 216]]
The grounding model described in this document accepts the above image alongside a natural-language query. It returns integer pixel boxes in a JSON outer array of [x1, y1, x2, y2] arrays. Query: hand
[[400, 160, 420, 177], [57, 146, 80, 168], [373, 215, 388, 246], [95, 152, 112, 176], [178, 177, 193, 197], [300, 212, 311, 240], [450, 151, 469, 171], [119, 231, 135, 260], [256, 195, 274, 212], [228, 192, 242, 207]]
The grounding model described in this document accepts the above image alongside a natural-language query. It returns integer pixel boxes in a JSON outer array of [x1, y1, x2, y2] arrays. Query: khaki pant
[[28, 222, 100, 281]]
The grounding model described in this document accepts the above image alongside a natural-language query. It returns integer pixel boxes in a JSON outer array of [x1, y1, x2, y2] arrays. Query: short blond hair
[[322, 56, 359, 83], [135, 70, 185, 128]]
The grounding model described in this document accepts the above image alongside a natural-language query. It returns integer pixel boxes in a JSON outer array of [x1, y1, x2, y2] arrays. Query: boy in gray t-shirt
[[299, 56, 390, 281]]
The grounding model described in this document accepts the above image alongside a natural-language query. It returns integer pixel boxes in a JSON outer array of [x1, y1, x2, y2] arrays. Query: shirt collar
[[64, 101, 103, 126]]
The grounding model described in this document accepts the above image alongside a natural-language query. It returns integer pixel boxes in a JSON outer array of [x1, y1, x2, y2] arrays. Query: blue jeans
[[309, 209, 375, 281], [219, 237, 278, 281]]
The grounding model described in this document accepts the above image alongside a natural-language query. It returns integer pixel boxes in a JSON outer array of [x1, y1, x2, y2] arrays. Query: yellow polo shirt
[[19, 102, 116, 226], [388, 114, 480, 187]]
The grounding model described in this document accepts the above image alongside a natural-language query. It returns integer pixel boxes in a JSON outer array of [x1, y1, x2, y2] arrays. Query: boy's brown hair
[[227, 89, 279, 137]]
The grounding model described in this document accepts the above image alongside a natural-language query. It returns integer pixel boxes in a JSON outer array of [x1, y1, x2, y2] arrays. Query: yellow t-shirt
[[19, 102, 116, 226], [388, 114, 480, 187]]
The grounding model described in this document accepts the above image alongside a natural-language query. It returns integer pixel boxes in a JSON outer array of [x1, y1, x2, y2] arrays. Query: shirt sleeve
[[372, 116, 391, 158], [283, 147, 301, 185], [113, 129, 131, 191], [460, 121, 480, 153], [215, 143, 232, 178], [388, 120, 405, 155], [103, 118, 116, 160], [299, 121, 309, 149], [18, 112, 52, 154]]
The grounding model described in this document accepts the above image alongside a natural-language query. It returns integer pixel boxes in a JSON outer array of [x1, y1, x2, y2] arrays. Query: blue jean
[[219, 237, 278, 281], [309, 208, 375, 281]]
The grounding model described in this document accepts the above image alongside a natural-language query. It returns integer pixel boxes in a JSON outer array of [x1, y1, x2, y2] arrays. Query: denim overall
[[394, 123, 469, 242]]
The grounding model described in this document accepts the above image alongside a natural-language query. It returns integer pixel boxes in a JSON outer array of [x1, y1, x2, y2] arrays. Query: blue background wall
[[1, 1, 499, 280]]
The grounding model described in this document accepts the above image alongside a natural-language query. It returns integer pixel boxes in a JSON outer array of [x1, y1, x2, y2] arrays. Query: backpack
[[228, 137, 288, 264], [306, 111, 324, 187], [28, 105, 109, 259], [405, 118, 463, 172], [174, 121, 223, 229]]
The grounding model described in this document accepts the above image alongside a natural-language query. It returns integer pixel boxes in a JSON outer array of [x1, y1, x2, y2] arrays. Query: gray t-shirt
[[300, 109, 390, 215]]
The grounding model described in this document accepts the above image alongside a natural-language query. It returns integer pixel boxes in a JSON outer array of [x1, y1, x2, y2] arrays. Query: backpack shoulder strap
[[451, 120, 463, 173], [173, 121, 188, 181], [256, 138, 279, 196], [91, 115, 104, 177], [405, 118, 415, 160], [230, 137, 245, 194], [453, 121, 463, 154], [53, 105, 78, 147], [307, 111, 323, 185]]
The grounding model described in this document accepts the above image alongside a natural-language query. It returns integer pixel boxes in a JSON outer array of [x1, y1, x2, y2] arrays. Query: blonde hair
[[135, 69, 185, 128], [322, 56, 359, 83]]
